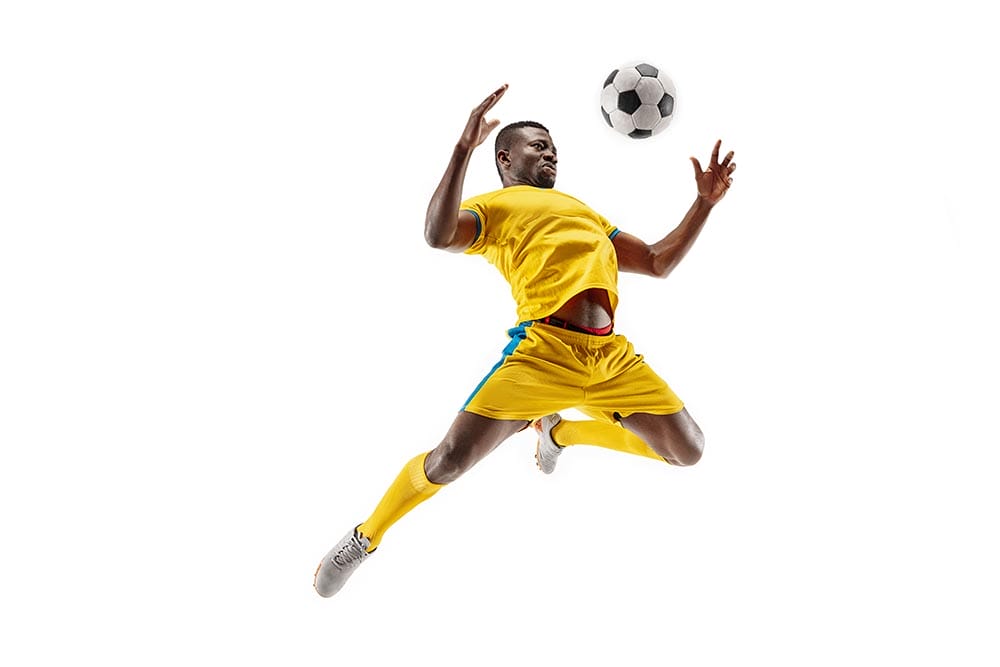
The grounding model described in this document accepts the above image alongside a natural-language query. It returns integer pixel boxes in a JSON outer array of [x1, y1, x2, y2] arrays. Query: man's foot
[[314, 526, 373, 598], [533, 413, 564, 474]]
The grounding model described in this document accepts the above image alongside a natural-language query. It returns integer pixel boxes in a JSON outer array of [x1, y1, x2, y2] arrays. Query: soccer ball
[[600, 63, 676, 139]]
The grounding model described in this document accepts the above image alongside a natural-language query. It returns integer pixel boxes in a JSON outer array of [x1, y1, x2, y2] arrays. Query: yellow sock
[[357, 452, 443, 551], [552, 419, 664, 461]]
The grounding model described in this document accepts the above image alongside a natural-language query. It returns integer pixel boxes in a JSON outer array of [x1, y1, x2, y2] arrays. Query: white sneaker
[[533, 413, 564, 474], [314, 526, 372, 598]]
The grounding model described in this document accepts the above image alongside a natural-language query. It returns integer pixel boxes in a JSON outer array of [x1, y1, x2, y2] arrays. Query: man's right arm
[[424, 144, 480, 252], [424, 84, 507, 253]]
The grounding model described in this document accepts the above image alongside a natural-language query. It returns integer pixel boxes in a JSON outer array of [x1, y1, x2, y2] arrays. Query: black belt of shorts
[[535, 315, 613, 336]]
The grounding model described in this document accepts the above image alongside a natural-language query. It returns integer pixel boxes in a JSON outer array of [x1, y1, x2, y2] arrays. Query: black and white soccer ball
[[600, 63, 676, 139]]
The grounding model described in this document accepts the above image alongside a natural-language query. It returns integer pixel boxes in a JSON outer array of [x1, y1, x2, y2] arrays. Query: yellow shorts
[[462, 321, 684, 423]]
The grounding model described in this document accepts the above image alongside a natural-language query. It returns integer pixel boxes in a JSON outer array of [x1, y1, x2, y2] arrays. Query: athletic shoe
[[314, 526, 372, 598], [533, 413, 564, 474]]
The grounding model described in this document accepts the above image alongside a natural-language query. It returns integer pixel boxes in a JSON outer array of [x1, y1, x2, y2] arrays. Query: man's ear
[[496, 150, 510, 169]]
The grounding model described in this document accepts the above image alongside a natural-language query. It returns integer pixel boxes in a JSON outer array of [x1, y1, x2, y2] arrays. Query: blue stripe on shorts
[[461, 321, 533, 410]]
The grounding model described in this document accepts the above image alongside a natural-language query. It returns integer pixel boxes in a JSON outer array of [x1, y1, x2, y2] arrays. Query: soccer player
[[314, 84, 736, 597]]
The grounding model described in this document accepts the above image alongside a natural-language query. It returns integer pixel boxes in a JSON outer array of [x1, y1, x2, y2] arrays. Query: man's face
[[501, 127, 558, 189]]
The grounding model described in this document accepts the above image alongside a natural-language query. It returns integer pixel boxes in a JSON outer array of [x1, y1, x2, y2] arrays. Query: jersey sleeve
[[597, 212, 621, 240], [460, 194, 489, 255]]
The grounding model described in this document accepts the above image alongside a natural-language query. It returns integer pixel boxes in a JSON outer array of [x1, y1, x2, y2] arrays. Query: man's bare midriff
[[551, 288, 614, 329]]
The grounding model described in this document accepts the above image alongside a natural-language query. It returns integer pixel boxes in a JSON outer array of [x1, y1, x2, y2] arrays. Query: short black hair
[[494, 121, 550, 179]]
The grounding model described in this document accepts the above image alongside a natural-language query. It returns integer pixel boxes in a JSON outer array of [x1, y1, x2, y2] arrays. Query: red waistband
[[537, 316, 614, 336]]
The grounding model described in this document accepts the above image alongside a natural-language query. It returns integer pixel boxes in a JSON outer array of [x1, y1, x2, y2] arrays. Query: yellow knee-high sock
[[553, 419, 665, 461], [357, 452, 442, 551]]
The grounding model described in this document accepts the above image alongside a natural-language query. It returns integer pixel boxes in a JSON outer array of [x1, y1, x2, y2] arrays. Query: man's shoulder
[[461, 187, 502, 209]]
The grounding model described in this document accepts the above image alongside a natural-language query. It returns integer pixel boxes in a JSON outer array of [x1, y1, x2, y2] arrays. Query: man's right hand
[[458, 84, 508, 151], [425, 84, 508, 252]]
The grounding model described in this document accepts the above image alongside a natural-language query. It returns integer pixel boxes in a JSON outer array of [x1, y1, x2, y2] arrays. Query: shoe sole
[[532, 419, 544, 470]]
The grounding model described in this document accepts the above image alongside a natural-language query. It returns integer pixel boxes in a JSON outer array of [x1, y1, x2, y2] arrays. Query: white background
[[2, 1, 998, 664]]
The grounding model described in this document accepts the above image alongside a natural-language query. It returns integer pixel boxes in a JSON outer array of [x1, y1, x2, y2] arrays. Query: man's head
[[495, 121, 557, 189]]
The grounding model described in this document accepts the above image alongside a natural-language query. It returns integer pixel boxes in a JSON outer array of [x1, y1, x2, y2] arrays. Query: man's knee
[[624, 410, 704, 467], [424, 414, 526, 484], [665, 442, 703, 466], [663, 426, 704, 467], [424, 439, 469, 484]]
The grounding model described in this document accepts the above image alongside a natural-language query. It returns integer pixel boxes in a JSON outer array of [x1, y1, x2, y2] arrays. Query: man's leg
[[314, 411, 526, 597], [542, 409, 704, 467], [618, 409, 704, 466], [358, 411, 528, 548]]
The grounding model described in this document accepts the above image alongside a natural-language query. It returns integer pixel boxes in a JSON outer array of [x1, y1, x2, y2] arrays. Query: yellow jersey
[[461, 185, 621, 323]]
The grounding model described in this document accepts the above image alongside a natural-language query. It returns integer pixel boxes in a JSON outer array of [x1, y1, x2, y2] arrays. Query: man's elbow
[[649, 262, 677, 279], [645, 249, 671, 278], [650, 263, 672, 279], [424, 224, 451, 250]]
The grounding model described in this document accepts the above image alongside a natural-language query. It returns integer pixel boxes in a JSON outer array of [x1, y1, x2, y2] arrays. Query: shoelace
[[331, 534, 368, 570]]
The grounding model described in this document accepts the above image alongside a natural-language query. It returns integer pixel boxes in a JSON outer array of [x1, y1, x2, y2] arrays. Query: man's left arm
[[614, 140, 735, 278]]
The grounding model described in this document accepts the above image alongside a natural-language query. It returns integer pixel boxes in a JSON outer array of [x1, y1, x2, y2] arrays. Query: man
[[314, 83, 735, 597]]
